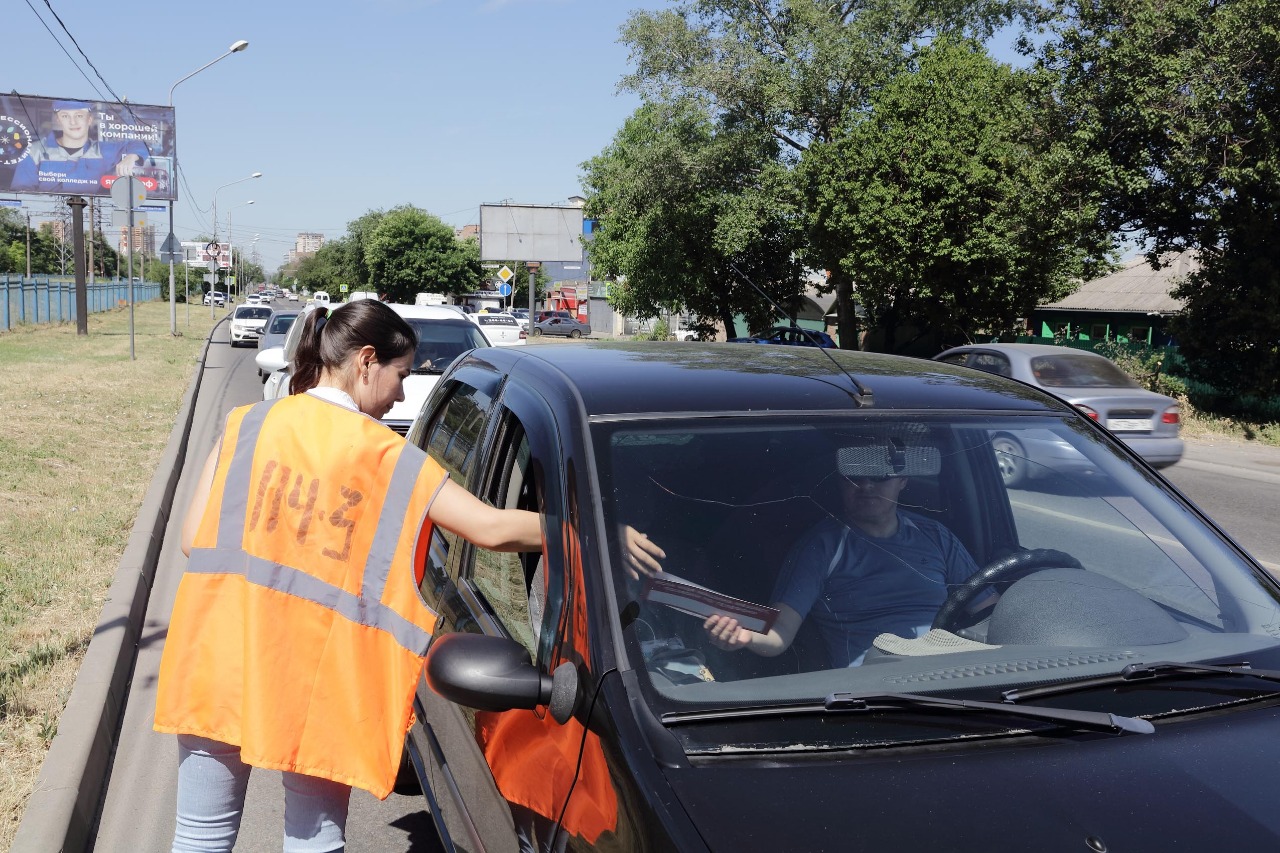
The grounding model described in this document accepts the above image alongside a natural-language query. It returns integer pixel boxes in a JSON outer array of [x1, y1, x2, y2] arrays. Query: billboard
[[479, 203, 584, 263], [0, 93, 176, 200]]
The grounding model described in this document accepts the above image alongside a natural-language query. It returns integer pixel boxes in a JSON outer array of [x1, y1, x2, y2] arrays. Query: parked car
[[728, 325, 837, 348], [401, 341, 1280, 852], [509, 308, 531, 329], [535, 309, 573, 323], [933, 343, 1183, 485], [531, 315, 591, 338], [203, 291, 226, 307], [228, 304, 272, 347], [265, 302, 490, 435], [470, 312, 528, 346], [254, 309, 300, 380]]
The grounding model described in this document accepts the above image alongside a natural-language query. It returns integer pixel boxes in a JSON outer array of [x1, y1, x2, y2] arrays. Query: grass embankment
[[0, 302, 216, 852]]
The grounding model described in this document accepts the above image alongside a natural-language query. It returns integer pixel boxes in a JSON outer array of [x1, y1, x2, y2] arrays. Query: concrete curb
[[12, 323, 218, 853]]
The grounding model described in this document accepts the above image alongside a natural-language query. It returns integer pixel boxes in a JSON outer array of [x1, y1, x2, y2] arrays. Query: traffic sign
[[498, 283, 513, 297], [109, 174, 146, 211], [206, 260, 218, 272], [203, 273, 218, 284], [159, 251, 182, 264], [340, 284, 349, 293], [497, 265, 514, 283]]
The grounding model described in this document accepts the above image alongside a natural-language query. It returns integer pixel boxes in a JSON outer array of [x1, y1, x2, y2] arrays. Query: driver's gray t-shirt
[[772, 511, 979, 666]]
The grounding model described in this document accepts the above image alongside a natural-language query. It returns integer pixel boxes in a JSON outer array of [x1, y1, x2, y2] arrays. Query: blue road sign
[[498, 282, 513, 296]]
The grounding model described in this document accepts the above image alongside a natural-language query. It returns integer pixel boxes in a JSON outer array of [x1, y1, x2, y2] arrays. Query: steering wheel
[[932, 548, 1083, 633]]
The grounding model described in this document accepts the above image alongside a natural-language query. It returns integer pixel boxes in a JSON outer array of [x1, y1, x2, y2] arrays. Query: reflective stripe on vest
[[186, 398, 432, 655]]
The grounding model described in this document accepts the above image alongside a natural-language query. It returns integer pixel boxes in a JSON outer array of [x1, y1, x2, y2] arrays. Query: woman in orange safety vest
[[154, 299, 544, 852]]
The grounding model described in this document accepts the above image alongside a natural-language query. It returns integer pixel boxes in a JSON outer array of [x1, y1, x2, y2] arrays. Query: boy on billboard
[[11, 100, 148, 194]]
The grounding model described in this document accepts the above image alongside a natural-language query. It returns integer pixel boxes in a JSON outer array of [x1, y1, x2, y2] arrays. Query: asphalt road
[[87, 331, 1280, 851], [92, 328, 441, 852]]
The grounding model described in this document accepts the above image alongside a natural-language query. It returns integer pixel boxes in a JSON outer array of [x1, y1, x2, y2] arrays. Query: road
[[89, 332, 1280, 850], [92, 328, 440, 852]]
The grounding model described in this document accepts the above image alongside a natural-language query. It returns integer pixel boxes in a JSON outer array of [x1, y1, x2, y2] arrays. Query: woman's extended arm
[[427, 479, 543, 552]]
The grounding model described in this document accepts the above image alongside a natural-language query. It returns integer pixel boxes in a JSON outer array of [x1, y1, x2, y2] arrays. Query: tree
[[803, 38, 1115, 353], [1040, 0, 1280, 396], [619, 0, 1029, 345], [582, 100, 807, 338], [363, 206, 481, 303]]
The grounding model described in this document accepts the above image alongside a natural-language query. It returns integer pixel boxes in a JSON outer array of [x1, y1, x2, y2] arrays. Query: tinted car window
[[268, 313, 297, 334], [235, 306, 272, 320], [968, 352, 1013, 377], [407, 318, 489, 371], [1031, 354, 1140, 388]]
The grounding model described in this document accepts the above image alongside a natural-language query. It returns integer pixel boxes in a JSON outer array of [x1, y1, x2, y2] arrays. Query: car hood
[[661, 705, 1280, 851]]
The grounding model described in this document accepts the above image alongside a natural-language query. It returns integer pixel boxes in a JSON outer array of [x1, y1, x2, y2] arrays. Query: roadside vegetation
[[0, 302, 215, 851]]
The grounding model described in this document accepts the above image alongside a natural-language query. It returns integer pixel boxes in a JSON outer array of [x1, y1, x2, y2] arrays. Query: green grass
[[0, 301, 216, 852]]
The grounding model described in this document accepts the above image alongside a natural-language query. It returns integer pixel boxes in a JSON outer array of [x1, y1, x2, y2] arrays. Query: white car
[[469, 312, 527, 346], [228, 304, 272, 347], [265, 302, 491, 435]]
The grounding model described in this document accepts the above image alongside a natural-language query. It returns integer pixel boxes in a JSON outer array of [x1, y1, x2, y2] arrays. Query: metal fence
[[0, 275, 162, 332]]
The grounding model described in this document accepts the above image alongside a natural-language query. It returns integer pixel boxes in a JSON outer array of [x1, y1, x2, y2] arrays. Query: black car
[[403, 342, 1280, 852]]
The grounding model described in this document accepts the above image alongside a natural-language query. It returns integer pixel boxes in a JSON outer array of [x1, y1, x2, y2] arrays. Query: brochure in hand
[[640, 572, 779, 634]]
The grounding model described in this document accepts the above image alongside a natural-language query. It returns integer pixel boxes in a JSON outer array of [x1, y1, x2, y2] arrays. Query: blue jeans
[[172, 734, 351, 852]]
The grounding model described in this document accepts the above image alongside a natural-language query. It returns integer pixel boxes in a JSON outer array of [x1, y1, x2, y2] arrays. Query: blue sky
[[9, 1, 1025, 271]]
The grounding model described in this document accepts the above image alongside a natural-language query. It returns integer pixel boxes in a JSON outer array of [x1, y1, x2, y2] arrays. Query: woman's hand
[[622, 525, 666, 579]]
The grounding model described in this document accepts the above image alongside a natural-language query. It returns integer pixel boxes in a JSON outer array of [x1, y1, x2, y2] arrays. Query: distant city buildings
[[296, 232, 324, 254], [117, 222, 156, 256]]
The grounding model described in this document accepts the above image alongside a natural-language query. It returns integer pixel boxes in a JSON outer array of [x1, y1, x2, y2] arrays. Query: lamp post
[[212, 172, 261, 300], [228, 200, 254, 303], [167, 39, 249, 335]]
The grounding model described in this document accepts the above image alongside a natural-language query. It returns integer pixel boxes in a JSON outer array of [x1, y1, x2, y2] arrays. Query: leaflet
[[640, 573, 779, 635]]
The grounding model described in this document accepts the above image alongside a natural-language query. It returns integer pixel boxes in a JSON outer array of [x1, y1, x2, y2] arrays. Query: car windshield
[[1031, 354, 1140, 388], [593, 414, 1280, 749], [407, 319, 488, 370], [235, 307, 272, 320]]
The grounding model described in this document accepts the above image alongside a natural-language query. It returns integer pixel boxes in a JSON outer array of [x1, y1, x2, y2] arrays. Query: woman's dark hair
[[289, 300, 417, 394]]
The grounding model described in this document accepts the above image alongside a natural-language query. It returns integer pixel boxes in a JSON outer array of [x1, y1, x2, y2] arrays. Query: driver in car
[[705, 424, 986, 667]]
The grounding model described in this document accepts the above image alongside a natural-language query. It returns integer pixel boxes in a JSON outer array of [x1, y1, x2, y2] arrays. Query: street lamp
[[212, 172, 261, 298], [166, 39, 249, 335], [228, 200, 254, 303]]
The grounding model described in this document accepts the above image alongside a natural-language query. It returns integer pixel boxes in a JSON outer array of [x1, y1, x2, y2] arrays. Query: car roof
[[388, 303, 469, 319], [461, 342, 1069, 417], [939, 343, 1110, 360]]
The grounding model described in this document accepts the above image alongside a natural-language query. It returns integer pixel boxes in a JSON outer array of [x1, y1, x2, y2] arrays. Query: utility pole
[[87, 197, 95, 284], [68, 196, 88, 335], [25, 211, 31, 278]]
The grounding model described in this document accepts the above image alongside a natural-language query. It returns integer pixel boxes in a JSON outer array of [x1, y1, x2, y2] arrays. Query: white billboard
[[479, 203, 584, 263]]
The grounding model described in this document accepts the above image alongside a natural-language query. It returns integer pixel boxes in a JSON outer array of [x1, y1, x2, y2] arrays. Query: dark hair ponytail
[[289, 300, 417, 394]]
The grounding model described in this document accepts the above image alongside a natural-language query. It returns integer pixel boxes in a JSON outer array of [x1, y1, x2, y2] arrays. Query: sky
[[7, 0, 671, 271], [7, 0, 1027, 273]]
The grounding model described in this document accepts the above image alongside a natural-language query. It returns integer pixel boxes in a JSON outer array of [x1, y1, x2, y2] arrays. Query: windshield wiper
[[662, 691, 1153, 736], [1003, 661, 1280, 703]]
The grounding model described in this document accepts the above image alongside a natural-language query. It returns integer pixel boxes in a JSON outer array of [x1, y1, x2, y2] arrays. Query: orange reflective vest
[[154, 393, 447, 798]]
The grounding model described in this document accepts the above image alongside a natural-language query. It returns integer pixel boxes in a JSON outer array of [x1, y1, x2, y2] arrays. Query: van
[[310, 292, 331, 308]]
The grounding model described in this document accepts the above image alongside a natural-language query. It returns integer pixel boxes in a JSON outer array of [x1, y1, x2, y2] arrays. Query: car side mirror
[[424, 632, 578, 724], [256, 345, 287, 374]]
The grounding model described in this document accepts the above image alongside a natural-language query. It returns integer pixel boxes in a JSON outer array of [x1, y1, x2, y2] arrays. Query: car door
[[409, 369, 602, 852]]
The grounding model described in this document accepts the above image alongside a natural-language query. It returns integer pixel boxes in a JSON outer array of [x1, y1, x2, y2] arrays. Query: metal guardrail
[[0, 275, 163, 331]]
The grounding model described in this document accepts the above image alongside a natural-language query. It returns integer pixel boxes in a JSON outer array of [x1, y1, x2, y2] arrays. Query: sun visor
[[837, 425, 941, 478]]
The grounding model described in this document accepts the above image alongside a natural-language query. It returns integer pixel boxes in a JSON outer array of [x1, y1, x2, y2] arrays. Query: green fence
[[0, 276, 162, 332]]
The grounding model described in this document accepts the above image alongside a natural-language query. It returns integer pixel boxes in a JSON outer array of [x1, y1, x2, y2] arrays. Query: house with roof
[[1029, 252, 1196, 347]]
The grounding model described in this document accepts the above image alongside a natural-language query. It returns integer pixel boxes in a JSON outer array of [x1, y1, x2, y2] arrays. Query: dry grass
[[0, 301, 216, 852]]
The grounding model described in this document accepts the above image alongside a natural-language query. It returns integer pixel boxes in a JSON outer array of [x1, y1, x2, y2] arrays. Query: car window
[[1031, 354, 1140, 388], [937, 353, 970, 367], [424, 381, 493, 483], [968, 352, 1013, 377], [406, 319, 490, 370], [268, 314, 297, 334], [469, 424, 543, 658], [235, 306, 272, 320]]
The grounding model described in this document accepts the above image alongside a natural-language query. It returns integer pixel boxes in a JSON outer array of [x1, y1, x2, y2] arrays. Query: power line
[[39, 0, 132, 111], [19, 0, 108, 101]]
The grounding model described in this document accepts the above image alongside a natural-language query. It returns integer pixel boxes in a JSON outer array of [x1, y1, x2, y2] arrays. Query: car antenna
[[728, 263, 872, 406]]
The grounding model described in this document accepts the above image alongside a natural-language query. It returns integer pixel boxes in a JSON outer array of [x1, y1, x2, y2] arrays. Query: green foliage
[[803, 38, 1116, 354], [364, 206, 481, 303], [1041, 0, 1280, 397], [582, 100, 807, 338], [1091, 339, 1188, 398], [617, 0, 1040, 344]]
